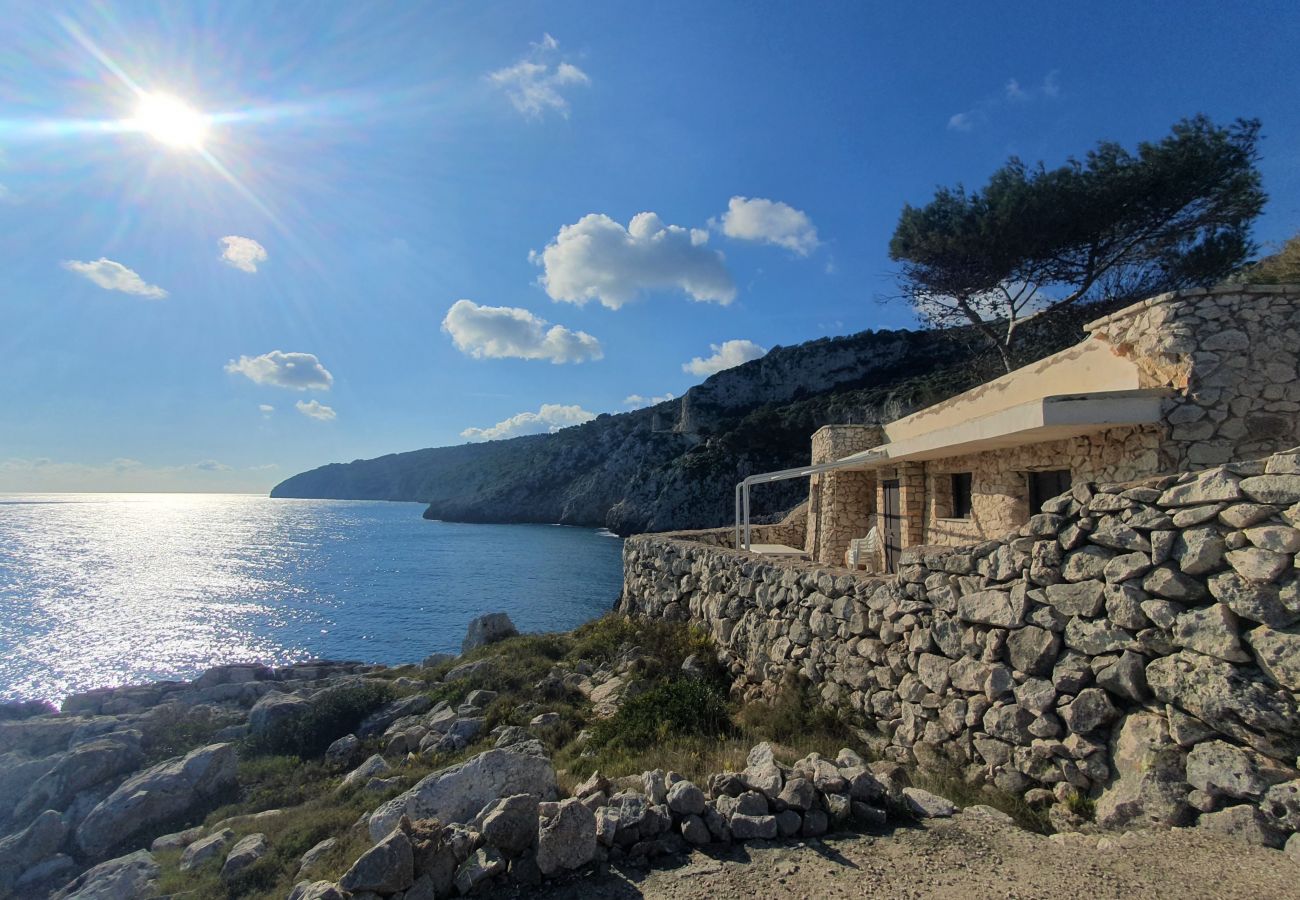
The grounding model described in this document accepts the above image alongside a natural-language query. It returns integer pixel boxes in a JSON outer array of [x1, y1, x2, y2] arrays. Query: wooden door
[[882, 479, 902, 573]]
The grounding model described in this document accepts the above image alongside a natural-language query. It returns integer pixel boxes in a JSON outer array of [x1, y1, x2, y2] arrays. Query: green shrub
[[736, 676, 851, 745], [139, 705, 234, 764], [590, 678, 732, 752], [245, 681, 393, 758], [568, 614, 713, 674]]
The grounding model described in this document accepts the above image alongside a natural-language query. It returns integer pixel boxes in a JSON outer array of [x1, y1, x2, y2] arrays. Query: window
[[950, 472, 973, 519], [1028, 469, 1072, 512]]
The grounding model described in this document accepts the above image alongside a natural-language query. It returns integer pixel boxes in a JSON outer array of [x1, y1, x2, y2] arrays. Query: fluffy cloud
[[532, 212, 736, 309], [715, 196, 819, 256], [682, 339, 768, 377], [225, 351, 334, 391], [258, 404, 275, 416], [624, 392, 676, 408], [219, 236, 268, 273], [296, 399, 337, 421], [442, 299, 602, 364], [461, 403, 595, 441], [62, 258, 167, 299], [489, 33, 590, 119]]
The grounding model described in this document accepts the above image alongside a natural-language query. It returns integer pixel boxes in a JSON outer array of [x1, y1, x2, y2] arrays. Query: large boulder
[[178, 829, 234, 872], [15, 735, 143, 824], [221, 832, 268, 881], [1185, 740, 1295, 801], [476, 794, 539, 856], [535, 798, 597, 875], [340, 827, 414, 895], [75, 743, 238, 859], [248, 692, 311, 738], [462, 613, 518, 653], [1095, 712, 1192, 829], [51, 850, 159, 900], [0, 809, 68, 891], [368, 748, 557, 841], [288, 883, 348, 900], [1146, 651, 1300, 760], [1197, 804, 1285, 848]]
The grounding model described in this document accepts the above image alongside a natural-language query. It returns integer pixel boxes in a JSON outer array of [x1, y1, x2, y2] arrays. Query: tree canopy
[[889, 116, 1266, 369]]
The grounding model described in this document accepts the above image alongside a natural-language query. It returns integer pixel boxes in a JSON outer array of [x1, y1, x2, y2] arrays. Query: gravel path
[[536, 810, 1300, 900]]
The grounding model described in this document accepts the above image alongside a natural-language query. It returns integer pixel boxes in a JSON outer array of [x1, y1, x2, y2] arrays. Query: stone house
[[797, 284, 1300, 571]]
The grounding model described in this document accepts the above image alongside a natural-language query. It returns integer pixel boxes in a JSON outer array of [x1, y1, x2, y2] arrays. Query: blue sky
[[2, 1, 1298, 492]]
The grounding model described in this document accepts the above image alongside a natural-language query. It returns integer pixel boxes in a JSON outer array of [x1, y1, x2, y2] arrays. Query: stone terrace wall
[[621, 448, 1300, 842], [1086, 284, 1300, 470]]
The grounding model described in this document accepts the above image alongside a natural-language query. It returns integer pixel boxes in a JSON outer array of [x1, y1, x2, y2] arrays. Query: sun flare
[[131, 92, 208, 148]]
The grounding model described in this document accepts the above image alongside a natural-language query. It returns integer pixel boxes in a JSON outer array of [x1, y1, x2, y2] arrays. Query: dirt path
[[535, 810, 1300, 900]]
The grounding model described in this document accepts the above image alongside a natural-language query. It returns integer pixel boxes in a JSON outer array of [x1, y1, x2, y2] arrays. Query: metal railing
[[734, 449, 886, 551]]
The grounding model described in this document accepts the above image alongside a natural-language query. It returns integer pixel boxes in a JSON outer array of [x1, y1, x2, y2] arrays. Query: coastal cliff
[[271, 313, 1100, 535]]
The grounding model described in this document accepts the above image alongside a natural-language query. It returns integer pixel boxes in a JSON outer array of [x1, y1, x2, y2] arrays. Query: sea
[[0, 494, 625, 705]]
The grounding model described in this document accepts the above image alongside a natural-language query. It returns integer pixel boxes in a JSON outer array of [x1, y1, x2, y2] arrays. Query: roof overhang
[[837, 389, 1169, 468]]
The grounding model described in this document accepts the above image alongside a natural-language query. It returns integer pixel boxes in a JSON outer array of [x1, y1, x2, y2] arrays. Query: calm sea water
[[0, 494, 625, 704]]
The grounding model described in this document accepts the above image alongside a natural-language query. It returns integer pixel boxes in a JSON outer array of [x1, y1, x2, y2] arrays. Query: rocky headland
[[269, 309, 1104, 535]]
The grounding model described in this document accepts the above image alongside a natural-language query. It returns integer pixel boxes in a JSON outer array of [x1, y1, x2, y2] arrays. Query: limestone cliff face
[[271, 314, 1093, 535]]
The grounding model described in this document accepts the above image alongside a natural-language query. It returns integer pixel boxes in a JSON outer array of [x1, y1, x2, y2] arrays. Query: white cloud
[[296, 399, 337, 421], [947, 112, 975, 132], [532, 212, 735, 309], [62, 258, 167, 299], [488, 33, 590, 119], [624, 392, 676, 408], [225, 351, 334, 391], [442, 299, 602, 364], [715, 196, 819, 256], [193, 459, 231, 471], [219, 235, 268, 273], [950, 71, 1061, 132], [258, 404, 275, 416], [682, 339, 768, 377], [461, 403, 595, 441]]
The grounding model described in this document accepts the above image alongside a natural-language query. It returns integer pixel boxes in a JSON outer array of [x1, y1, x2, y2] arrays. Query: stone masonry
[[1086, 284, 1300, 470], [622, 447, 1300, 844], [801, 286, 1300, 559], [806, 425, 882, 566]]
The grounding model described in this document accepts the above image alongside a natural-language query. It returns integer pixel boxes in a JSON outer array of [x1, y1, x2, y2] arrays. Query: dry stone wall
[[621, 447, 1300, 844]]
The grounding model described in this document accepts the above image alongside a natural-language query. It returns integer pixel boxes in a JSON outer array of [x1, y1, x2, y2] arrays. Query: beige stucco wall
[[884, 337, 1144, 443]]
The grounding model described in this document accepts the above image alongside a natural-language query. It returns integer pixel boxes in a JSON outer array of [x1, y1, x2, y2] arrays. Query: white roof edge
[[838, 388, 1168, 467]]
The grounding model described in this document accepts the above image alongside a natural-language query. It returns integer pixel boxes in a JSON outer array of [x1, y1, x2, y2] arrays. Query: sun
[[131, 93, 208, 149]]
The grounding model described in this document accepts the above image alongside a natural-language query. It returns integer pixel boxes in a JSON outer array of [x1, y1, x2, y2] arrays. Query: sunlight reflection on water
[[0, 494, 624, 703]]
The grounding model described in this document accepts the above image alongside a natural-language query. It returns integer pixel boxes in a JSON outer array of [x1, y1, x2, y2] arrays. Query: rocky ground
[[4, 610, 1299, 900], [537, 814, 1300, 900]]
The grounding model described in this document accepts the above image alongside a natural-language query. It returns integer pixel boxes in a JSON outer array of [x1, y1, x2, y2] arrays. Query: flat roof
[[838, 389, 1167, 468]]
